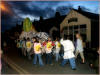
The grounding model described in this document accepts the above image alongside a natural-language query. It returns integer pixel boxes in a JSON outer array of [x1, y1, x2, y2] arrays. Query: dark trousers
[[18, 48, 22, 56], [46, 53, 52, 64]]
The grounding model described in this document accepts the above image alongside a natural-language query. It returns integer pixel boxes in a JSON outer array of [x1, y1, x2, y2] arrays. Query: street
[[1, 47, 97, 74]]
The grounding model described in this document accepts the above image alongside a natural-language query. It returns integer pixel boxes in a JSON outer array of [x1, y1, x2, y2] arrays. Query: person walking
[[75, 33, 85, 64], [55, 38, 61, 62], [60, 36, 76, 70], [17, 39, 23, 56], [33, 39, 44, 66], [22, 38, 27, 56], [26, 38, 32, 60], [45, 37, 55, 65]]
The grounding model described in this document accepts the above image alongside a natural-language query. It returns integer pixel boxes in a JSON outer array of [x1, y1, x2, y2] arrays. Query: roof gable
[[73, 9, 99, 20]]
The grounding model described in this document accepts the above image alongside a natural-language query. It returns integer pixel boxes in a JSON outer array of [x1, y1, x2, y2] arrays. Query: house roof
[[43, 15, 66, 22], [73, 9, 99, 20]]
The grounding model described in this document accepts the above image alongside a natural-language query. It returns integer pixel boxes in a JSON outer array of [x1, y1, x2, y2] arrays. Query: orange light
[[1, 2, 16, 16], [1, 4, 6, 11], [0, 2, 9, 13]]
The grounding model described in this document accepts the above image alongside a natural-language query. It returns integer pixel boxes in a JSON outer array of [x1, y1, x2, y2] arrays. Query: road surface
[[1, 47, 97, 74]]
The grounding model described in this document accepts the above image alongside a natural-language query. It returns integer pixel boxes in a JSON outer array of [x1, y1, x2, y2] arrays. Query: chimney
[[40, 16, 43, 21], [55, 12, 60, 17], [78, 6, 82, 11]]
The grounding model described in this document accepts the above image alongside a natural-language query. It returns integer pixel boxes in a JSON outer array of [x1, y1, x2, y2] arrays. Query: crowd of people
[[16, 33, 85, 70]]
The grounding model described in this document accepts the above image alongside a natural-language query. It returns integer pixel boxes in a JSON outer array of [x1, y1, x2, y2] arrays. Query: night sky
[[1, 1, 99, 32]]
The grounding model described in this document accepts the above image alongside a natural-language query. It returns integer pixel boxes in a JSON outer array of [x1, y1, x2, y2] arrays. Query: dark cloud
[[79, 6, 91, 12], [8, 1, 73, 19], [8, 1, 56, 18], [56, 5, 73, 15], [1, 1, 98, 32], [28, 1, 61, 7], [1, 1, 58, 32], [42, 7, 55, 19], [1, 1, 73, 32], [1, 9, 23, 32]]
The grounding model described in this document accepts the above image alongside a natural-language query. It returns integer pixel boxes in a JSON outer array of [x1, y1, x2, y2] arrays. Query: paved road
[[1, 48, 97, 74], [1, 59, 18, 74]]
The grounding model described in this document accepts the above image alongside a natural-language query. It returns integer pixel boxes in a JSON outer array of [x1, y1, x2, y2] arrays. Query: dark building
[[33, 12, 66, 40]]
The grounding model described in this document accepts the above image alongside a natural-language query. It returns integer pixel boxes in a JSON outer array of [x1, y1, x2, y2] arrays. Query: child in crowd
[[30, 37, 36, 55], [45, 37, 55, 65], [17, 39, 23, 56], [55, 38, 61, 62], [22, 38, 26, 56], [42, 40, 47, 54], [33, 38, 44, 66], [26, 38, 32, 60]]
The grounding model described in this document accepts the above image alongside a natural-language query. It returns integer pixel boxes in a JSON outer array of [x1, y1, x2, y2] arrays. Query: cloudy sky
[[1, 1, 99, 32]]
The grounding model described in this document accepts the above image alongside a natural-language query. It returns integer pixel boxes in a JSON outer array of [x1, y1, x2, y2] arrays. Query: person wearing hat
[[26, 38, 32, 60]]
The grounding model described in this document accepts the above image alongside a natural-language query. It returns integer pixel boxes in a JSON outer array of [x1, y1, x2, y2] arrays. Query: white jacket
[[60, 38, 75, 59]]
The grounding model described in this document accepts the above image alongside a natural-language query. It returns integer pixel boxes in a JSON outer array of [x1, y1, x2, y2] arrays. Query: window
[[68, 18, 78, 23], [63, 27, 68, 30], [80, 24, 86, 29], [74, 25, 78, 29]]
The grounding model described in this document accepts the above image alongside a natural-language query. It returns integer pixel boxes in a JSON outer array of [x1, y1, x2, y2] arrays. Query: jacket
[[60, 38, 75, 59]]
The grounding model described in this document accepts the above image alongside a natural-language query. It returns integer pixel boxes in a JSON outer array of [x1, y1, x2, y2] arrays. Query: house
[[60, 6, 99, 48], [33, 12, 66, 40]]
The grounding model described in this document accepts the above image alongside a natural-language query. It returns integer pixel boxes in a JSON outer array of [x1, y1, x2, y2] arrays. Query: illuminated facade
[[60, 8, 99, 48]]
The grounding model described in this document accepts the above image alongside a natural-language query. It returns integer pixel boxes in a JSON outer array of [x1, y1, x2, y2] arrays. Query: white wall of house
[[60, 9, 91, 41]]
